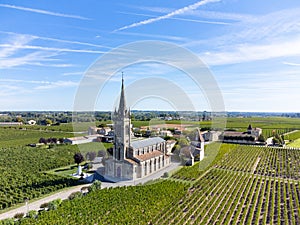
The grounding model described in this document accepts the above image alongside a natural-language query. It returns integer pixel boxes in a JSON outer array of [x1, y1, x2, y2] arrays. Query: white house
[[27, 120, 36, 125]]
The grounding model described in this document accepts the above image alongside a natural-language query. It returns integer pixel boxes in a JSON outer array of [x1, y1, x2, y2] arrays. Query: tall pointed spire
[[118, 72, 126, 114], [113, 72, 130, 161]]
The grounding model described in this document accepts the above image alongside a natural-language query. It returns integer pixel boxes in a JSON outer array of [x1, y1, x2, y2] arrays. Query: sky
[[0, 0, 300, 112]]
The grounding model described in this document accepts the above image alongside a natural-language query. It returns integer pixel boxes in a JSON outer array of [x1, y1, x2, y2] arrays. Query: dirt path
[[0, 184, 90, 221]]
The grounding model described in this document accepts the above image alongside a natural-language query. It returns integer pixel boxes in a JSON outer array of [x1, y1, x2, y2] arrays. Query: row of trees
[[38, 137, 65, 144]]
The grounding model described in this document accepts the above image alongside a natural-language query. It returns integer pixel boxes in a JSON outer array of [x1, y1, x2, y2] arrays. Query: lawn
[[287, 138, 300, 148]]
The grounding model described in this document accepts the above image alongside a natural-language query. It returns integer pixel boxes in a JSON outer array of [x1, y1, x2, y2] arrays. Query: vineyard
[[156, 145, 300, 224], [11, 144, 300, 224], [153, 169, 300, 225], [18, 180, 188, 225], [172, 143, 238, 181], [0, 145, 80, 211]]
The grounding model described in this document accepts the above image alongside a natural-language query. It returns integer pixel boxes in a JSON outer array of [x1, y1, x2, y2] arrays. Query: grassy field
[[288, 138, 300, 148], [131, 117, 300, 130], [0, 127, 73, 148]]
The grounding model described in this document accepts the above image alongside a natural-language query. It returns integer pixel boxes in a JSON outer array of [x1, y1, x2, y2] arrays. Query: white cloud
[[201, 37, 300, 65], [133, 6, 252, 22], [0, 51, 59, 68], [117, 11, 231, 26], [282, 61, 300, 66], [0, 4, 90, 20], [131, 6, 174, 14], [114, 0, 220, 31], [34, 81, 78, 90], [0, 31, 111, 49], [0, 32, 106, 69], [63, 72, 84, 76], [0, 34, 35, 58], [0, 44, 105, 54], [185, 7, 300, 65], [115, 30, 190, 42]]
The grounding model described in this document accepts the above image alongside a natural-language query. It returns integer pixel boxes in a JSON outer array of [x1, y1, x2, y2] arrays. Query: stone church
[[100, 78, 170, 181]]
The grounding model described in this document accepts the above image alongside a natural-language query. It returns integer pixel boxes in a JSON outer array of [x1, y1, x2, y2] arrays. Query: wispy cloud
[[0, 51, 59, 68], [35, 80, 78, 90], [0, 4, 90, 20], [114, 0, 220, 31], [127, 6, 252, 22], [118, 11, 231, 26], [63, 72, 84, 76], [0, 43, 106, 54], [0, 79, 78, 94], [0, 34, 35, 58], [0, 32, 106, 68], [116, 30, 189, 42], [0, 31, 112, 49], [282, 61, 300, 66], [201, 36, 300, 65], [186, 8, 300, 65]]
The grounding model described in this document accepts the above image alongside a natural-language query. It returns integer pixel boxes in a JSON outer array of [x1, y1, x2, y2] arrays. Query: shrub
[[48, 199, 62, 211], [14, 212, 24, 219], [68, 191, 83, 200], [27, 210, 38, 219], [88, 180, 102, 192], [162, 172, 170, 178], [40, 202, 48, 209]]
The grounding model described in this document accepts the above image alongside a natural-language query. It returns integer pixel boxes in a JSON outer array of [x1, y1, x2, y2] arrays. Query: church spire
[[118, 72, 126, 114]]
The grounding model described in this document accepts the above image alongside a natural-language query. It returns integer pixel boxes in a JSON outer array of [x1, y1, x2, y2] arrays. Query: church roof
[[124, 158, 138, 165], [131, 137, 165, 149], [134, 150, 163, 162]]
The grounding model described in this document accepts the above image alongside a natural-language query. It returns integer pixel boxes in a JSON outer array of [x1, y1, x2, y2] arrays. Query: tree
[[39, 137, 47, 144], [74, 153, 84, 165], [68, 191, 82, 200], [88, 180, 101, 192], [258, 134, 266, 142], [178, 137, 190, 147], [86, 151, 96, 161], [58, 138, 65, 144], [40, 202, 49, 209], [275, 133, 284, 144], [98, 150, 106, 157], [45, 119, 52, 126], [48, 199, 62, 210], [272, 137, 280, 145], [14, 212, 24, 219], [27, 210, 38, 219]]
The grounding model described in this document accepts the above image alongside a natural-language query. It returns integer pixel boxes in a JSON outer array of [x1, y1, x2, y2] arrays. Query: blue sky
[[0, 0, 300, 112]]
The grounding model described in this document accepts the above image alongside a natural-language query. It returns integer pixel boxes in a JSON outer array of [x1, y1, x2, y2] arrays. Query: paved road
[[0, 162, 181, 220]]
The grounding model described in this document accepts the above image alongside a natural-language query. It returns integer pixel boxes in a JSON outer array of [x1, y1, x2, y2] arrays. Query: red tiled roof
[[134, 150, 163, 162], [124, 158, 138, 165]]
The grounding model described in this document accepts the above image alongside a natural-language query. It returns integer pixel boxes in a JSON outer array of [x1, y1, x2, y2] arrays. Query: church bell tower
[[113, 74, 131, 161]]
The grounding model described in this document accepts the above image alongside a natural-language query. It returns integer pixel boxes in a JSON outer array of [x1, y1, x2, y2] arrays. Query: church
[[99, 77, 171, 181]]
